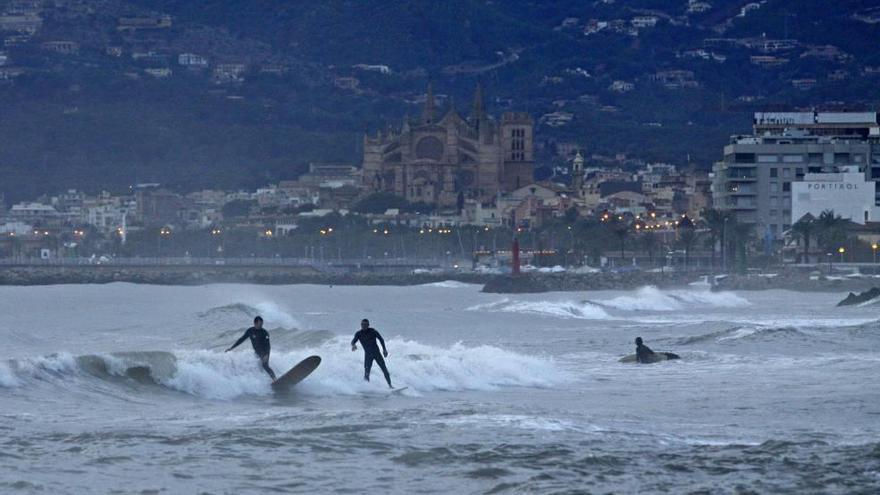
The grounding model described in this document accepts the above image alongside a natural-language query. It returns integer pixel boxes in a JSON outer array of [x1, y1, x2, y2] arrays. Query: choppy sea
[[1, 282, 879, 494]]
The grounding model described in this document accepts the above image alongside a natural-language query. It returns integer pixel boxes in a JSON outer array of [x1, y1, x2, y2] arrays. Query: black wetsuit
[[351, 327, 391, 387], [230, 327, 276, 379], [636, 343, 655, 364]]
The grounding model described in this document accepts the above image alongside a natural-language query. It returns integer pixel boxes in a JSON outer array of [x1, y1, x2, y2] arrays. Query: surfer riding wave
[[226, 316, 277, 381], [351, 319, 393, 388]]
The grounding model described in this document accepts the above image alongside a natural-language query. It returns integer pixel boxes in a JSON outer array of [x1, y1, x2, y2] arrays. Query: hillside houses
[[0, 13, 41, 34], [179, 53, 208, 68], [649, 70, 700, 89], [117, 15, 172, 32], [213, 63, 246, 83]]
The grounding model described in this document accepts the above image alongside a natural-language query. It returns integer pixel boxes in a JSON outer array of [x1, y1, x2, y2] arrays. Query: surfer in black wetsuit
[[635, 337, 655, 364], [226, 316, 277, 380], [351, 319, 393, 388]]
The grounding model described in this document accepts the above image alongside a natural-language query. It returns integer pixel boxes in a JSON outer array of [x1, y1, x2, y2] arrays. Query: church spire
[[472, 83, 485, 120], [422, 83, 435, 124]]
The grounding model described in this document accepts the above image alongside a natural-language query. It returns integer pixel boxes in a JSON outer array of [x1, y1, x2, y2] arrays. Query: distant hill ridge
[[0, 0, 878, 202]]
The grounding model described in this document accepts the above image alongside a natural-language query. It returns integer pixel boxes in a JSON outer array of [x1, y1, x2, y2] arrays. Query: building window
[[770, 168, 778, 178], [796, 168, 804, 178], [770, 197, 778, 207], [735, 153, 755, 163], [782, 168, 791, 178], [769, 209, 778, 217], [510, 128, 526, 161], [758, 155, 779, 163], [783, 182, 791, 192], [783, 155, 804, 163], [770, 182, 779, 192]]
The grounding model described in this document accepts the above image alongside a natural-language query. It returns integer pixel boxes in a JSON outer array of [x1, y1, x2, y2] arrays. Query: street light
[[838, 246, 845, 263], [872, 243, 878, 263]]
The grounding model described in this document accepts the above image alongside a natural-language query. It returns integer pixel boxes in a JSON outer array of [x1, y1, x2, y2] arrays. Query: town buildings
[[712, 111, 880, 238]]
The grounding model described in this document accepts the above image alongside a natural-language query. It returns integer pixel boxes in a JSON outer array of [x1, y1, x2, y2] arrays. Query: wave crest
[[598, 286, 749, 312], [467, 298, 609, 319]]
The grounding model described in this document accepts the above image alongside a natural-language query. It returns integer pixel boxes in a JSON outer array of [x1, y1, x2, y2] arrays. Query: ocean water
[[1, 283, 878, 494]]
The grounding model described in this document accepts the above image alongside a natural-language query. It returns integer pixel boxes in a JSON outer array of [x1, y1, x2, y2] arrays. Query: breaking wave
[[198, 302, 301, 329], [467, 298, 610, 319], [675, 326, 813, 345], [420, 281, 477, 289], [0, 338, 568, 400], [596, 286, 750, 312]]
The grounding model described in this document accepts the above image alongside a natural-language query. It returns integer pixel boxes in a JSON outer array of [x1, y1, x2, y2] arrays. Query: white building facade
[[792, 167, 880, 224]]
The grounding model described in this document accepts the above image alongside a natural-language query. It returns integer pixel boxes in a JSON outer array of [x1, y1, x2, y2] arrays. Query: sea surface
[[1, 282, 879, 494]]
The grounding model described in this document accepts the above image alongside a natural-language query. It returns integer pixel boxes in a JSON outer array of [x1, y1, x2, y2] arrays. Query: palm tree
[[730, 220, 754, 275], [608, 216, 631, 263], [677, 215, 698, 269], [816, 210, 848, 255], [790, 213, 816, 263], [640, 229, 659, 266], [702, 208, 733, 269]]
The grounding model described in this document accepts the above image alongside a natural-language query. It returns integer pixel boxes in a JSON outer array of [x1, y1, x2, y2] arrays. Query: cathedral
[[362, 85, 534, 209]]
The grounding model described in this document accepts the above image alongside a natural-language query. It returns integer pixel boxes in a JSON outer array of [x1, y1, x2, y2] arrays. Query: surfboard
[[271, 355, 321, 390], [390, 386, 408, 395], [618, 352, 680, 364]]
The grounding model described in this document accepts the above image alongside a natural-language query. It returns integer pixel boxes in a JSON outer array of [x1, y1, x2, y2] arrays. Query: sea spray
[[599, 286, 749, 311]]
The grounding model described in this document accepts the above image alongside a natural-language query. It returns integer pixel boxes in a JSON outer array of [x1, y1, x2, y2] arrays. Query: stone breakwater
[[0, 265, 492, 286], [1, 265, 701, 291], [2, 265, 875, 294]]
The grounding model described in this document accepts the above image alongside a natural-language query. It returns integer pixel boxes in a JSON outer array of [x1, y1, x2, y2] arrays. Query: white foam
[[673, 289, 750, 307], [421, 281, 475, 289], [432, 414, 594, 432], [467, 298, 609, 319], [0, 352, 80, 388], [601, 286, 749, 312], [0, 361, 20, 387], [152, 337, 570, 400], [716, 327, 758, 342], [164, 350, 273, 400], [294, 337, 570, 396], [24, 352, 79, 375]]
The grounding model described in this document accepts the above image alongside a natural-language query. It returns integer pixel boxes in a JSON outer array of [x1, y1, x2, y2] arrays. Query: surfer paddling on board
[[351, 319, 393, 388], [635, 337, 655, 364], [226, 316, 277, 381]]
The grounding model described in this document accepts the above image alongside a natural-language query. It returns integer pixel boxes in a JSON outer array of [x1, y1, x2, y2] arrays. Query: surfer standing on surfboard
[[351, 319, 393, 388], [226, 316, 277, 381]]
